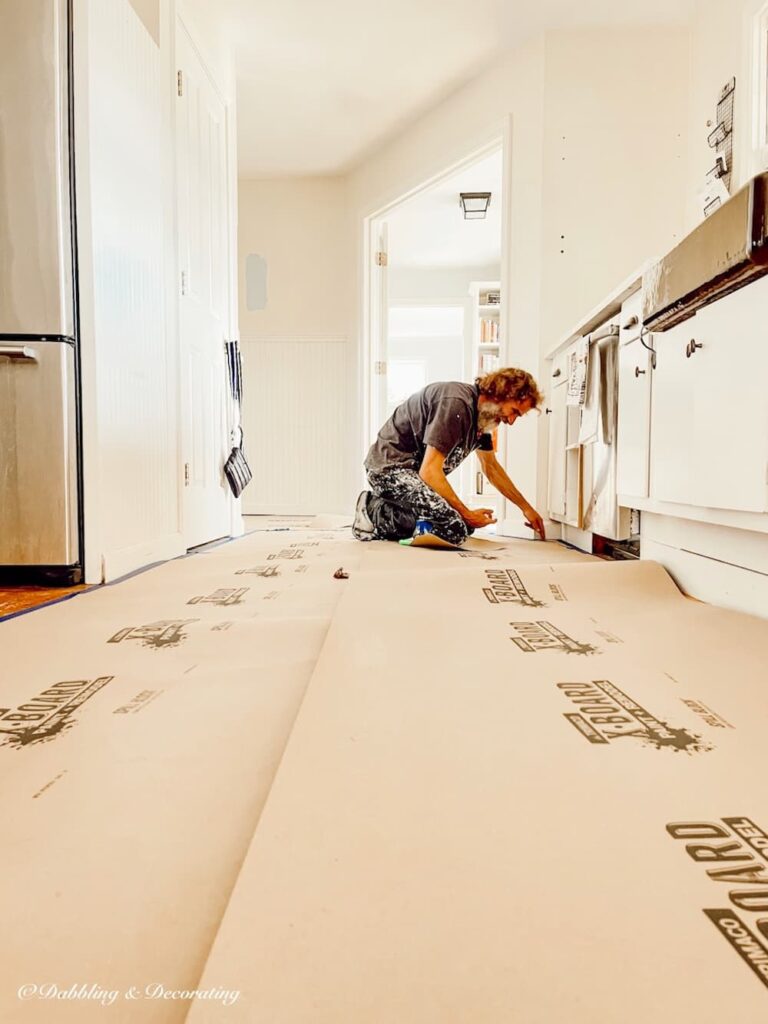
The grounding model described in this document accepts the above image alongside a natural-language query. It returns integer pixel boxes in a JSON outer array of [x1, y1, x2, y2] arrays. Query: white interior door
[[176, 22, 231, 548]]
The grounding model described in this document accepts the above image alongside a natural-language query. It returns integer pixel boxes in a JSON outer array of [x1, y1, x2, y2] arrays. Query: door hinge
[[181, 270, 187, 295], [375, 251, 388, 267], [177, 70, 183, 97], [184, 462, 190, 486], [374, 361, 387, 375]]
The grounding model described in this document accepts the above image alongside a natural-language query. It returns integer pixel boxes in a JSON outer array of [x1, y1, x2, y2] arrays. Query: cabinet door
[[649, 319, 696, 504], [547, 379, 568, 518], [617, 336, 651, 498], [689, 277, 768, 512]]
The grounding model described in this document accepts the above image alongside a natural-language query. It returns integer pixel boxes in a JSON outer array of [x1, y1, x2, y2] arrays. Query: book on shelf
[[479, 319, 499, 343], [479, 352, 500, 373]]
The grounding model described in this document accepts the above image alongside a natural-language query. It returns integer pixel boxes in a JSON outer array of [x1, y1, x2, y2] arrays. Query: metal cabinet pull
[[635, 366, 646, 377], [685, 339, 703, 358], [622, 315, 640, 330], [0, 346, 38, 362], [545, 407, 552, 414], [552, 368, 562, 377]]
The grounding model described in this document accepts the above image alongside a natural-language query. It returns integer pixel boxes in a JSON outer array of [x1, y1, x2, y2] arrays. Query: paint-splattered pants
[[366, 467, 469, 546]]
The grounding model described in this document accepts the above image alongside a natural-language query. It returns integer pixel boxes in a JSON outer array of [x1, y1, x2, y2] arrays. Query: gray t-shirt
[[365, 381, 493, 475]]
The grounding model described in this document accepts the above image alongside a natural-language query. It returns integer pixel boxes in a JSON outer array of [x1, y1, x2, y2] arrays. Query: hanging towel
[[578, 339, 601, 444], [578, 324, 619, 445], [566, 335, 589, 407]]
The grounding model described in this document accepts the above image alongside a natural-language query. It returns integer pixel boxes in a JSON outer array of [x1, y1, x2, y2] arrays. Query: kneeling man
[[353, 368, 546, 546]]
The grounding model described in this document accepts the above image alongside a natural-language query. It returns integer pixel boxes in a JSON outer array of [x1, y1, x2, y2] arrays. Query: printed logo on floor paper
[[458, 550, 498, 561], [0, 677, 114, 747], [668, 817, 768, 989], [188, 587, 249, 606], [509, 621, 600, 655], [681, 698, 734, 730], [113, 689, 163, 715], [108, 620, 198, 649], [482, 570, 546, 608], [267, 549, 304, 561], [558, 681, 713, 753], [235, 565, 280, 577]]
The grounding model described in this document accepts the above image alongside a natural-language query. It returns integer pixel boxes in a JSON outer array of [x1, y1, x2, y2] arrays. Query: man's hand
[[463, 507, 497, 529], [522, 505, 546, 540]]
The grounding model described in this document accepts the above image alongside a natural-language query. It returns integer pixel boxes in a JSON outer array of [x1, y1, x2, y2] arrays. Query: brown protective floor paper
[[0, 528, 581, 1022], [188, 559, 768, 1023], [0, 528, 363, 1023]]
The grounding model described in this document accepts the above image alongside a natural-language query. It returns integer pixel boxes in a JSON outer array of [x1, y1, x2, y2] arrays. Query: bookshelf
[[467, 280, 501, 516]]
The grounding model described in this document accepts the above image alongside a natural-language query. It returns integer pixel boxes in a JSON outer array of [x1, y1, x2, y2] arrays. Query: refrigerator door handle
[[0, 346, 39, 362]]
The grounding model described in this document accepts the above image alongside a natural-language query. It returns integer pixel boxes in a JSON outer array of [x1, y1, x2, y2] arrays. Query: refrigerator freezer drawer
[[0, 340, 78, 565]]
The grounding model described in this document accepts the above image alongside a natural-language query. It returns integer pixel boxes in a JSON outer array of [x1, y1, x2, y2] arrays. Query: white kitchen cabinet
[[650, 276, 768, 513], [617, 335, 652, 499], [649, 318, 700, 505], [547, 365, 568, 518]]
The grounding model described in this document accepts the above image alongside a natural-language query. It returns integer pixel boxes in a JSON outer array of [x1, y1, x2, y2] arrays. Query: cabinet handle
[[685, 339, 703, 358], [476, 472, 483, 494], [635, 366, 646, 377], [552, 368, 562, 377], [545, 407, 552, 414], [622, 315, 640, 330]]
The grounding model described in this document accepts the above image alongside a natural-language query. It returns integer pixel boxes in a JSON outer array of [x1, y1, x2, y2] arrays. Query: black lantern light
[[459, 192, 492, 220]]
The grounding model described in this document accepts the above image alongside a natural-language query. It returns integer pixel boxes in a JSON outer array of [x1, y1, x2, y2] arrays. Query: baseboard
[[98, 533, 186, 584], [640, 537, 768, 620]]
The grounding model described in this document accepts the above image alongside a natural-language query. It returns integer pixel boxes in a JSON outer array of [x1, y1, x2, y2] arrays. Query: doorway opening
[[364, 141, 506, 519]]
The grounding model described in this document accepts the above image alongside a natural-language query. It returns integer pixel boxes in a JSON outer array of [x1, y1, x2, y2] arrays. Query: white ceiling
[[198, 0, 694, 179], [387, 149, 503, 269]]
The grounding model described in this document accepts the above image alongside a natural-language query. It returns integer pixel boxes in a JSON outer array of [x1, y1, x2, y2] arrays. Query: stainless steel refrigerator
[[0, 0, 82, 584]]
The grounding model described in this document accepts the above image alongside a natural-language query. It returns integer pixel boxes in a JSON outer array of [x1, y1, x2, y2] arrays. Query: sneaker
[[352, 490, 375, 541], [399, 519, 458, 549]]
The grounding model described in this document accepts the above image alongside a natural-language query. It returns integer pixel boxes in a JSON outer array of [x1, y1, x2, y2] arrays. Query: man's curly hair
[[476, 367, 543, 409]]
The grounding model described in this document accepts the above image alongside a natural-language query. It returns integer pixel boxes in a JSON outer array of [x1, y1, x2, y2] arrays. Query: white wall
[[238, 177, 350, 339], [388, 265, 500, 304], [539, 28, 689, 347], [237, 177, 353, 514]]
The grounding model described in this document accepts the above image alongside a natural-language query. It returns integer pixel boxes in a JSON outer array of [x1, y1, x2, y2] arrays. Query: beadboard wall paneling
[[241, 337, 348, 515]]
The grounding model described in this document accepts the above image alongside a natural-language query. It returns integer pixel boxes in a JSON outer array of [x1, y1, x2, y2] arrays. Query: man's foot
[[352, 490, 375, 541]]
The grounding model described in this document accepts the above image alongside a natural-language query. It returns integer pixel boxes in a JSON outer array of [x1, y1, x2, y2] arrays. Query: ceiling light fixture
[[459, 192, 492, 220]]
